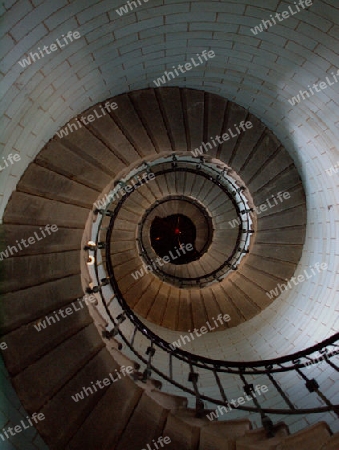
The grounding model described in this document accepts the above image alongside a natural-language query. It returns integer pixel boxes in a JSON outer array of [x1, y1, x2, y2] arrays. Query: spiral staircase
[[0, 88, 338, 449]]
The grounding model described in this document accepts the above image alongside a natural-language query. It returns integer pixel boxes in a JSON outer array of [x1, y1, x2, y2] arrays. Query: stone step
[[2, 303, 92, 376], [0, 275, 83, 334], [210, 283, 244, 326], [251, 243, 303, 265], [110, 250, 139, 268], [162, 286, 181, 329], [275, 422, 332, 450], [173, 408, 214, 426], [196, 180, 218, 204], [177, 288, 194, 331], [199, 419, 252, 450], [65, 374, 143, 450], [109, 93, 157, 158], [108, 347, 140, 372], [182, 88, 204, 151], [162, 411, 200, 450], [129, 89, 173, 153], [4, 191, 89, 228], [253, 185, 305, 217], [258, 205, 306, 230], [252, 166, 302, 202], [85, 101, 141, 165], [146, 281, 172, 326], [231, 113, 266, 174], [35, 140, 110, 192], [57, 120, 125, 176], [146, 390, 188, 411], [0, 250, 81, 294], [17, 162, 99, 208], [114, 217, 138, 232], [248, 150, 294, 194], [190, 176, 213, 201], [110, 239, 136, 254], [205, 92, 228, 153], [240, 131, 280, 185], [219, 102, 248, 165], [132, 276, 164, 318], [37, 348, 122, 448], [235, 423, 289, 450], [183, 172, 200, 196], [190, 289, 209, 330], [321, 432, 339, 449], [137, 179, 158, 203], [1, 224, 83, 256], [244, 254, 295, 282], [231, 272, 273, 310], [108, 256, 138, 279], [121, 188, 153, 214], [156, 87, 187, 151], [12, 324, 105, 412], [200, 289, 225, 325], [254, 226, 306, 246], [154, 172, 173, 196], [237, 264, 284, 297], [114, 391, 169, 450], [146, 173, 167, 198], [162, 171, 182, 197], [110, 228, 136, 243]]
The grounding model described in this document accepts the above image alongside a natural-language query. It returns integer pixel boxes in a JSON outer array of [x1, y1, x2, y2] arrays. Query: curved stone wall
[[1, 0, 338, 445], [2, 1, 338, 356]]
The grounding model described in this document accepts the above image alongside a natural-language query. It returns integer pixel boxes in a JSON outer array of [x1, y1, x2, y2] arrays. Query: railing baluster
[[322, 349, 339, 372], [188, 361, 204, 417], [296, 367, 339, 418], [143, 342, 155, 381], [130, 325, 138, 347], [266, 371, 296, 410], [213, 366, 228, 404], [325, 358, 339, 371], [240, 373, 274, 437], [169, 352, 173, 380]]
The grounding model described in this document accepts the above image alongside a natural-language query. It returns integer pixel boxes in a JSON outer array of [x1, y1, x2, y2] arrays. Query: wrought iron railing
[[84, 153, 339, 435]]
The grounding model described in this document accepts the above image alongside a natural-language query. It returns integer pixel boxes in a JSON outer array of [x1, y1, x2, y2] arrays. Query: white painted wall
[[1, 0, 338, 440]]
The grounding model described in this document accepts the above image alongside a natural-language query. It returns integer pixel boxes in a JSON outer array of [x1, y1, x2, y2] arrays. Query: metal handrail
[[86, 154, 339, 426]]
